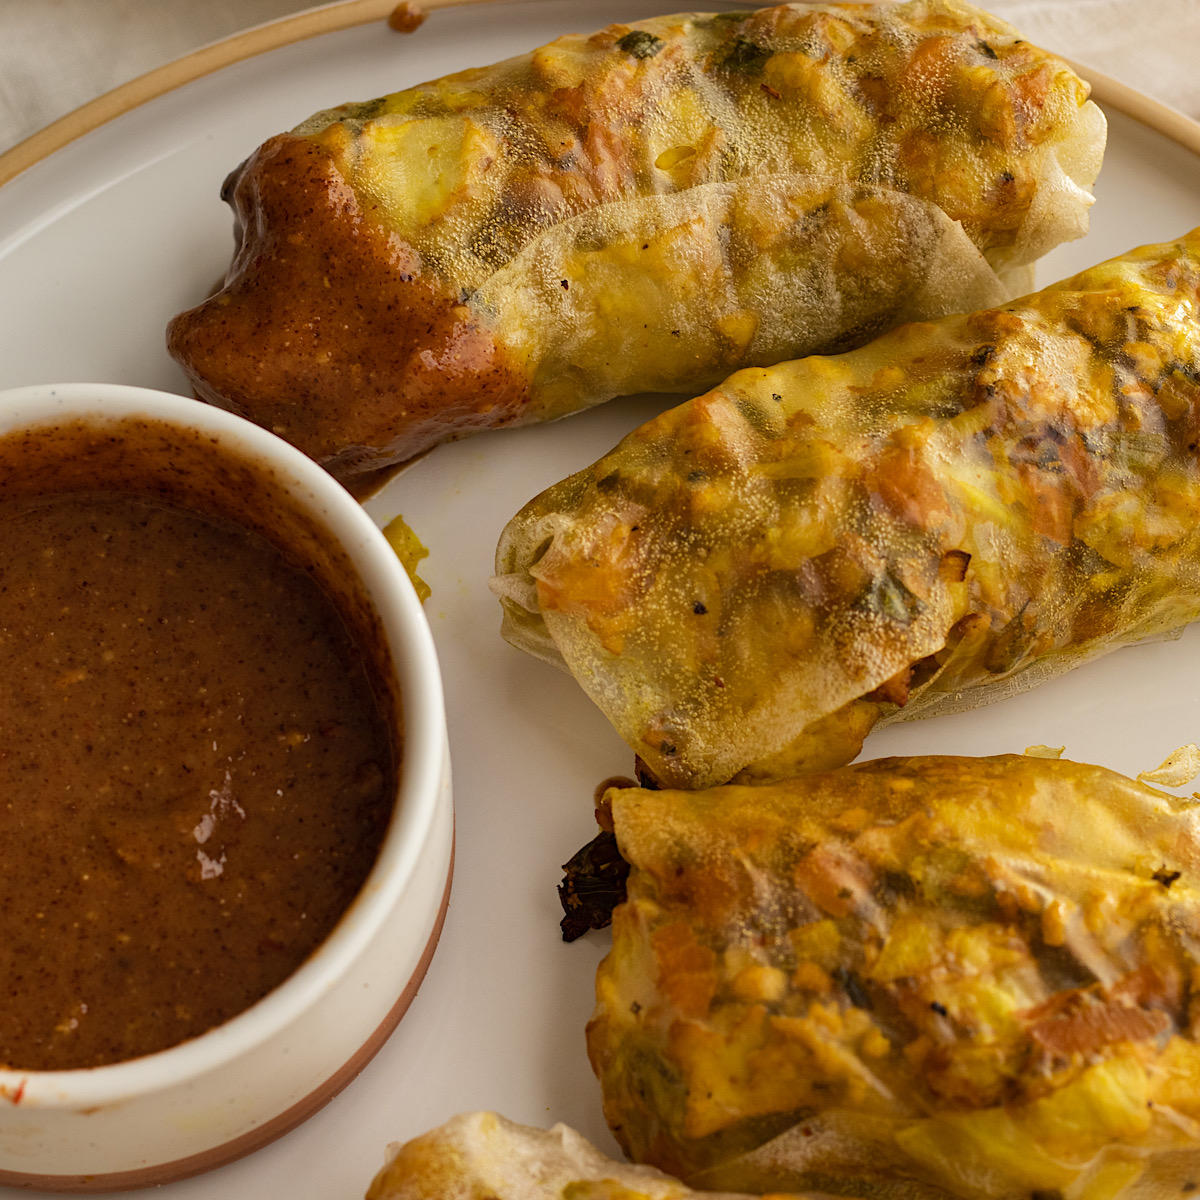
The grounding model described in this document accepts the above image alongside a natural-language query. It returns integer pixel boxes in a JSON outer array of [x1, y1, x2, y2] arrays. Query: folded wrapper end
[[364, 1110, 777, 1199], [983, 98, 1107, 278], [491, 471, 595, 671], [489, 573, 566, 671]]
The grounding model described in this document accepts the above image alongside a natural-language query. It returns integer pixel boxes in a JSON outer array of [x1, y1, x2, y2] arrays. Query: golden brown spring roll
[[167, 2, 1103, 489], [587, 754, 1200, 1198], [494, 228, 1200, 789], [364, 1110, 839, 1199]]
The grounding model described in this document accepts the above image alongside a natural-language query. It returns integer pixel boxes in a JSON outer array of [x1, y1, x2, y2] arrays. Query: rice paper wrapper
[[168, 0, 1104, 482], [587, 755, 1200, 1198], [479, 174, 1023, 422], [363, 1110, 842, 1199], [494, 227, 1200, 788]]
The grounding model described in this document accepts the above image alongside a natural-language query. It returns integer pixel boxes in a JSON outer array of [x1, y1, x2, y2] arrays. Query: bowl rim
[[0, 381, 448, 1107]]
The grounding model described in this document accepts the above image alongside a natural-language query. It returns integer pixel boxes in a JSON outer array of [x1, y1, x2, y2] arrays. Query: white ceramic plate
[[2, 3, 1200, 1196]]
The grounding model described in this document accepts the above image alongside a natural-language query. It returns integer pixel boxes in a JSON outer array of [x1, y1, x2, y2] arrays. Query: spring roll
[[494, 228, 1200, 789], [167, 1, 1103, 490], [586, 754, 1200, 1198], [364, 1110, 835, 1199]]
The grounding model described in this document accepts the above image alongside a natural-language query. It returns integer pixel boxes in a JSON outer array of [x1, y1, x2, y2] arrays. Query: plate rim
[[0, 0, 506, 189], [1, 1, 1199, 190], [0, 5, 1198, 1193]]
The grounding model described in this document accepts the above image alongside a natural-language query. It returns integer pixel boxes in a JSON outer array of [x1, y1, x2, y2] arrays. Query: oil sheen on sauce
[[0, 492, 394, 1071]]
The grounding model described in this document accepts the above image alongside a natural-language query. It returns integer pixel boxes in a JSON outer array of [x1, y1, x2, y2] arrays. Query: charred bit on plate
[[388, 2, 426, 33], [559, 829, 631, 943], [558, 779, 636, 942]]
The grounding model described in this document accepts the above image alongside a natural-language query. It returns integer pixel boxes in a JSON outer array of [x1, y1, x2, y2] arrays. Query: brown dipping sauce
[[0, 417, 397, 1071]]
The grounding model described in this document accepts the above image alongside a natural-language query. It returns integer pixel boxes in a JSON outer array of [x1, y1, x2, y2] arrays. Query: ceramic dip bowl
[[0, 383, 453, 1191]]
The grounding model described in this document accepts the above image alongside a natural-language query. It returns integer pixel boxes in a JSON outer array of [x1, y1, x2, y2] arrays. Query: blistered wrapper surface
[[495, 229, 1200, 786], [587, 755, 1200, 1198], [168, 1, 1104, 480]]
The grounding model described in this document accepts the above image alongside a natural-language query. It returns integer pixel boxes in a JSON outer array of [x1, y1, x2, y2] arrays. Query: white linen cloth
[[1, 0, 1198, 157]]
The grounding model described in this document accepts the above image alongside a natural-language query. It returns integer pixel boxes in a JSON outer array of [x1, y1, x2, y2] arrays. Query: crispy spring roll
[[167, 2, 1103, 490], [587, 754, 1200, 1198], [494, 229, 1200, 789], [364, 1110, 833, 1199]]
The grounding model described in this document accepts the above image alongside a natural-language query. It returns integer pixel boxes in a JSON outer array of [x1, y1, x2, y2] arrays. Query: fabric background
[[1, 0, 1198, 158]]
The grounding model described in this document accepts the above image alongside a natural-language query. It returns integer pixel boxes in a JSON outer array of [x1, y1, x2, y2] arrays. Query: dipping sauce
[[0, 486, 394, 1070]]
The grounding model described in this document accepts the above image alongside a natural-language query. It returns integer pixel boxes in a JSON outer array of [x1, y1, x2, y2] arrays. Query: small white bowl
[[0, 383, 453, 1191]]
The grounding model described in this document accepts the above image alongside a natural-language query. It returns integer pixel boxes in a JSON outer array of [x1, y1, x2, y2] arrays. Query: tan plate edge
[[1065, 58, 1200, 159], [0, 0, 512, 190], [0, 11, 1198, 191]]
